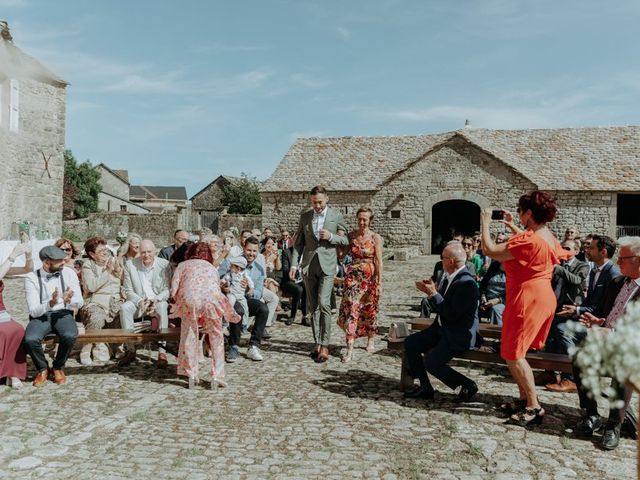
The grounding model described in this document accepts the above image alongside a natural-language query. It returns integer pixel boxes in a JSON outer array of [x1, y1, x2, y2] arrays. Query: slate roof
[[96, 163, 130, 185], [130, 185, 188, 201], [262, 126, 640, 192], [0, 24, 67, 87]]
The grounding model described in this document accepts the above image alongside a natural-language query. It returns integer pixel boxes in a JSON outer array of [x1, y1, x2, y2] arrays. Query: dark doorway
[[431, 200, 480, 254], [616, 194, 640, 237]]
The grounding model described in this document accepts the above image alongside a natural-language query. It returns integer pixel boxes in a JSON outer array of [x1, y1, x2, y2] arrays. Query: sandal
[[499, 398, 527, 416], [507, 407, 545, 427]]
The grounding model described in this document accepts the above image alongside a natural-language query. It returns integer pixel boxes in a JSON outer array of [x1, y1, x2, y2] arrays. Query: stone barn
[[261, 126, 640, 255], [190, 175, 241, 232], [0, 21, 67, 239]]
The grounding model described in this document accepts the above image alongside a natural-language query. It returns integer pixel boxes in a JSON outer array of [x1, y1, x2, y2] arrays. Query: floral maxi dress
[[337, 234, 380, 341], [170, 259, 240, 382]]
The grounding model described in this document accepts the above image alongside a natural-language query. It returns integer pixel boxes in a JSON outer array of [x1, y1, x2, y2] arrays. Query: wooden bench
[[44, 328, 181, 345], [387, 318, 573, 391]]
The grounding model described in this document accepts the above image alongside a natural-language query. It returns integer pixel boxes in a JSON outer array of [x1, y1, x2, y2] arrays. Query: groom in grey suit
[[290, 185, 348, 362]]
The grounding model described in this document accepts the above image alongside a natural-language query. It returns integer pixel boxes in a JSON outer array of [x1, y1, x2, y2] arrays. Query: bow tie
[[46, 272, 61, 280]]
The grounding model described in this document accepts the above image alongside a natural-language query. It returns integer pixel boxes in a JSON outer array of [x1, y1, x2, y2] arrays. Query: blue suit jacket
[[578, 261, 621, 317], [427, 267, 480, 352]]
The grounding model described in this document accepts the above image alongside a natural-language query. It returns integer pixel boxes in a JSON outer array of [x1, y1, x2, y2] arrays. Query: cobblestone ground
[[0, 256, 636, 479]]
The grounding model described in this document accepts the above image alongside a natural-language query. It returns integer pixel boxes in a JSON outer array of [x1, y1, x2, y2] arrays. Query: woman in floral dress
[[337, 207, 383, 362], [170, 242, 240, 388]]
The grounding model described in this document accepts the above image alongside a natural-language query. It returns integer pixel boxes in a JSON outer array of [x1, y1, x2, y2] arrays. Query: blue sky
[[3, 0, 639, 196]]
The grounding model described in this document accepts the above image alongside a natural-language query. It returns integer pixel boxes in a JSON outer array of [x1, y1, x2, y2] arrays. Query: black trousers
[[281, 281, 307, 318], [228, 297, 268, 348], [24, 310, 78, 372], [574, 362, 626, 424], [405, 324, 472, 391]]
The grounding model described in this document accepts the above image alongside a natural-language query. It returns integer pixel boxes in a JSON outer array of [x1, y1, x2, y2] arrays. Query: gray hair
[[201, 234, 221, 244], [444, 241, 466, 265], [618, 236, 640, 256], [118, 233, 142, 256]]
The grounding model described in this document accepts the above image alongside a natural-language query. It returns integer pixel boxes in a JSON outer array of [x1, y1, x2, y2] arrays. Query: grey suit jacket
[[123, 257, 171, 305], [292, 206, 349, 276]]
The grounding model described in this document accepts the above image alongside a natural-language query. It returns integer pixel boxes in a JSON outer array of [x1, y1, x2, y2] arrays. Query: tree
[[222, 173, 262, 214], [63, 149, 101, 219]]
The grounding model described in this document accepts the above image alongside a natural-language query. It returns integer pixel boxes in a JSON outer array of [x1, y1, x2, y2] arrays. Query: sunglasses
[[562, 246, 572, 251]]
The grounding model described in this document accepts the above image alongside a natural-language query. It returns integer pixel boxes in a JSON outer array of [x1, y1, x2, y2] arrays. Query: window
[[9, 79, 18, 132], [390, 210, 401, 219], [120, 205, 127, 212]]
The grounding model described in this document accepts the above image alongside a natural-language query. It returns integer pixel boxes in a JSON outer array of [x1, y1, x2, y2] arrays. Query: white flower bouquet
[[569, 302, 640, 406]]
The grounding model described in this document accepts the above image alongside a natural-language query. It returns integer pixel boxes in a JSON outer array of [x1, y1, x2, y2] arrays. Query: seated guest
[[461, 237, 479, 277], [547, 235, 620, 393], [278, 229, 292, 250], [261, 236, 281, 336], [229, 230, 251, 257], [563, 226, 579, 242], [535, 239, 589, 390], [478, 261, 506, 326], [24, 246, 83, 386], [118, 233, 141, 266], [77, 237, 124, 366], [158, 229, 189, 261], [260, 227, 273, 251], [0, 242, 33, 389], [219, 236, 269, 362], [420, 253, 446, 318], [576, 234, 593, 262], [572, 236, 640, 450], [120, 239, 171, 367], [281, 235, 308, 326], [404, 242, 480, 402], [55, 237, 80, 270]]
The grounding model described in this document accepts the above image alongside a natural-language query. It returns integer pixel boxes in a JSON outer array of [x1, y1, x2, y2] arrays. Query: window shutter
[[9, 79, 19, 132]]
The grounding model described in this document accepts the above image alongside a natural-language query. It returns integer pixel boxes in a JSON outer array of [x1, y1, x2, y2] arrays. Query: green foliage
[[222, 173, 262, 215], [63, 150, 101, 219], [61, 225, 82, 242]]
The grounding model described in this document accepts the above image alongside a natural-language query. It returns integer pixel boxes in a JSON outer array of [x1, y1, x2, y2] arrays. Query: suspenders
[[35, 269, 67, 304]]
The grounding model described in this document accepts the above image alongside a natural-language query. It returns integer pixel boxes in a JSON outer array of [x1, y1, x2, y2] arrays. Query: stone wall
[[0, 78, 66, 239], [550, 191, 616, 238], [192, 179, 227, 211], [218, 213, 262, 235], [63, 212, 179, 248]]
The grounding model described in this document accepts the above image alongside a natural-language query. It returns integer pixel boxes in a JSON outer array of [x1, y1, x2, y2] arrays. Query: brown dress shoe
[[157, 353, 168, 368], [32, 369, 49, 387], [118, 350, 136, 367], [315, 346, 329, 363], [545, 378, 577, 393], [534, 370, 558, 386], [309, 345, 321, 359], [52, 369, 66, 385]]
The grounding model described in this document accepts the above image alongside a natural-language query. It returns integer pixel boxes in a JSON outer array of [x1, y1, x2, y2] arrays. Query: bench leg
[[400, 351, 415, 391]]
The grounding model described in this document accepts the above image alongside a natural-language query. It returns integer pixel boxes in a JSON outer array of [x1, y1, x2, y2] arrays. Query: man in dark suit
[[404, 241, 480, 402], [572, 236, 640, 450], [290, 185, 348, 362], [537, 239, 590, 390]]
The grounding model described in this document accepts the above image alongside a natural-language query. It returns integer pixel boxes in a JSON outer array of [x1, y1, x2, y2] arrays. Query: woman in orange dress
[[481, 191, 571, 426]]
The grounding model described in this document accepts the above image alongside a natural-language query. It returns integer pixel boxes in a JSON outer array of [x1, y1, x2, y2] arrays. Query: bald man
[[121, 239, 171, 366]]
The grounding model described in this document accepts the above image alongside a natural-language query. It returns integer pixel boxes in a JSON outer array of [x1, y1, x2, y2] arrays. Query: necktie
[[439, 277, 449, 295], [604, 278, 637, 328]]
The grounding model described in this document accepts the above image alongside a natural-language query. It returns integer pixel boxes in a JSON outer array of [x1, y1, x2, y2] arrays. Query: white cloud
[[291, 73, 328, 89], [0, 0, 28, 7], [337, 26, 351, 38]]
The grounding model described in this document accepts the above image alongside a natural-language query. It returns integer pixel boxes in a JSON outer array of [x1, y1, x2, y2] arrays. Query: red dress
[[0, 281, 27, 380], [500, 231, 571, 361]]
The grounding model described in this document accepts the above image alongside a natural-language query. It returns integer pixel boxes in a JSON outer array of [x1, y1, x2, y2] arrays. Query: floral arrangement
[[115, 231, 128, 245], [568, 302, 640, 406]]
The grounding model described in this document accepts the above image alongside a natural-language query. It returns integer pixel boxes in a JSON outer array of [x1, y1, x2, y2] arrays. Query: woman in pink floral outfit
[[337, 207, 383, 362], [170, 242, 239, 388]]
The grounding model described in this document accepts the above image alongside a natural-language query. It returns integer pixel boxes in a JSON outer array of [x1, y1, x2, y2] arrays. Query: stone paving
[[0, 256, 636, 479]]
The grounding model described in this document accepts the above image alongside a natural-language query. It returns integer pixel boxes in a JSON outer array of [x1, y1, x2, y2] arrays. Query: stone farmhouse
[[0, 21, 67, 239], [190, 175, 241, 232], [261, 126, 640, 255], [129, 185, 187, 213], [95, 163, 150, 214]]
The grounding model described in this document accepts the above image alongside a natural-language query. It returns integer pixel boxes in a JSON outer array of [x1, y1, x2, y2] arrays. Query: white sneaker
[[80, 350, 93, 366], [246, 345, 263, 361], [92, 343, 110, 362], [8, 377, 23, 389]]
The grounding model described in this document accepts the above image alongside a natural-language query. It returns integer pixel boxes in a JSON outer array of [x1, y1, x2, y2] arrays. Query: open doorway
[[431, 200, 480, 254], [617, 194, 640, 237]]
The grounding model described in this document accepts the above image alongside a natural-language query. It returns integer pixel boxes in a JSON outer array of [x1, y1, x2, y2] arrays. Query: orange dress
[[500, 230, 571, 361]]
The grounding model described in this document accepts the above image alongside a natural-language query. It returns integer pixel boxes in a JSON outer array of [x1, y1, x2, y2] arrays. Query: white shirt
[[25, 266, 84, 318], [140, 261, 156, 300], [312, 207, 328, 239], [442, 265, 467, 296], [592, 259, 611, 288]]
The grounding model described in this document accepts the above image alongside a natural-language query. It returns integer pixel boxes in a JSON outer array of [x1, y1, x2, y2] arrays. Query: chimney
[[464, 119, 471, 128], [0, 20, 13, 42]]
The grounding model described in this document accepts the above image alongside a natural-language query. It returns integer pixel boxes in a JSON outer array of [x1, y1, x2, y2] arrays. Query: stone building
[[261, 126, 640, 255], [0, 21, 67, 239], [190, 175, 241, 232], [129, 185, 187, 213], [95, 163, 149, 214]]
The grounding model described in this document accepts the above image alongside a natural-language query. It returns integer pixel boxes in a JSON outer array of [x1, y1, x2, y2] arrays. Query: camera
[[491, 210, 504, 220]]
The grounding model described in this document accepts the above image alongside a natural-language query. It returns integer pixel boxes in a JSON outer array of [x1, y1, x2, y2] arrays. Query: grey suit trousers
[[304, 255, 335, 346]]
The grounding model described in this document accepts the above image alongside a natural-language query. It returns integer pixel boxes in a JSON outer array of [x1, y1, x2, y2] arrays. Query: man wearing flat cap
[[23, 245, 84, 386]]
